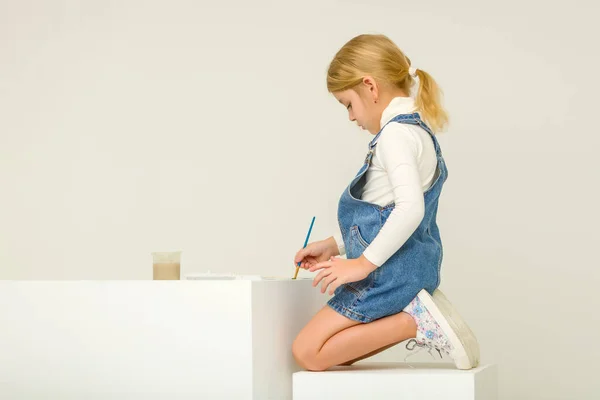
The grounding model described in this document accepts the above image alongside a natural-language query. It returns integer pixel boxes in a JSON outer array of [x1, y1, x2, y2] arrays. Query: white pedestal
[[293, 362, 497, 400], [0, 279, 325, 399]]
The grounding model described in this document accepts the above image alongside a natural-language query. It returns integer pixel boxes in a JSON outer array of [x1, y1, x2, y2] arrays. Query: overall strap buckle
[[364, 149, 374, 165]]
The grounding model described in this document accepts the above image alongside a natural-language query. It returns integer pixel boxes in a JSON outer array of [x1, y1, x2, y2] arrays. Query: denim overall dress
[[327, 113, 448, 323]]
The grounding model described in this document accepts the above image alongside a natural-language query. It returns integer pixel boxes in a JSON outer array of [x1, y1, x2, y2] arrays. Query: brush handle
[[297, 216, 316, 267], [293, 216, 316, 279]]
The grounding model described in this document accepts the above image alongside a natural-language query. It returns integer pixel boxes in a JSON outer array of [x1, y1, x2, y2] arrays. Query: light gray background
[[1, 1, 598, 399]]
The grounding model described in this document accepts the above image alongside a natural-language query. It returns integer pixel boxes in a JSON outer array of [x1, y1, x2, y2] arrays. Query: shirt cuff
[[361, 247, 382, 268], [333, 232, 346, 256]]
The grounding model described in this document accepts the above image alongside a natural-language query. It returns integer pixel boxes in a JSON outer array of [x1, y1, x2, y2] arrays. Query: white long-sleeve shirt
[[333, 96, 438, 267]]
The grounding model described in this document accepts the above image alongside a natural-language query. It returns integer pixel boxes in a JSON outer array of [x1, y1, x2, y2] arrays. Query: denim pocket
[[351, 225, 370, 250]]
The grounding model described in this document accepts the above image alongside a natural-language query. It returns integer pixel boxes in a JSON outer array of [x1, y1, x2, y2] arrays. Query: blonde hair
[[326, 34, 449, 133]]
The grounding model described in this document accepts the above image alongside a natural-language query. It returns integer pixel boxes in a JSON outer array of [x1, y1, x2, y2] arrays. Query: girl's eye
[[347, 104, 352, 110]]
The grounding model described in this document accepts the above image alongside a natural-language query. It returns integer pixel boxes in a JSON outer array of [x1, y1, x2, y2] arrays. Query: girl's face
[[333, 77, 382, 135]]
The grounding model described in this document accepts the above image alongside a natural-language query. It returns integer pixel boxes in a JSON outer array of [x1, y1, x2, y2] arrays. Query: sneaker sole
[[417, 288, 480, 370]]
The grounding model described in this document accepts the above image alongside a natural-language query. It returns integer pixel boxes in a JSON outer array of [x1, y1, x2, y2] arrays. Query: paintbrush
[[293, 216, 315, 279]]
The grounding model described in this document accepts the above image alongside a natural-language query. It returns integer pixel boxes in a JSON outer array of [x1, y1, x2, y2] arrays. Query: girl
[[292, 34, 479, 371]]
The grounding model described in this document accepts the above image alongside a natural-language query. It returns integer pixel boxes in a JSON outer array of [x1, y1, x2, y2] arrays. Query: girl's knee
[[292, 337, 326, 371], [291, 337, 311, 368]]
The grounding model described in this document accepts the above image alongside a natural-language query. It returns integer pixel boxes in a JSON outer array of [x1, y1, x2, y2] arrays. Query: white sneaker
[[403, 288, 480, 370]]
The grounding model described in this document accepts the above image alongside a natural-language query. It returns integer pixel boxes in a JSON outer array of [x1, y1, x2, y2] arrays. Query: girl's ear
[[361, 76, 379, 102]]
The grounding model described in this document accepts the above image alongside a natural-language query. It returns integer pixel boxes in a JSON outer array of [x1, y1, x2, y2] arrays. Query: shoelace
[[403, 338, 450, 368]]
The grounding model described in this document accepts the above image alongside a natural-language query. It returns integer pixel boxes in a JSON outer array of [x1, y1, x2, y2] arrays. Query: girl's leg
[[292, 305, 417, 371], [338, 341, 401, 366]]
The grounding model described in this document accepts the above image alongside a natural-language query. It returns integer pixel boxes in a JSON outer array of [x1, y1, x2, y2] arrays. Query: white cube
[[0, 278, 325, 399], [293, 362, 497, 400]]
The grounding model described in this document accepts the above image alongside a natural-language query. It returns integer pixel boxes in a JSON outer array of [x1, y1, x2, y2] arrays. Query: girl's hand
[[294, 237, 340, 270], [309, 255, 378, 295]]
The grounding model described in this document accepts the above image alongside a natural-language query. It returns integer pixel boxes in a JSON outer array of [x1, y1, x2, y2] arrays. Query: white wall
[[1, 1, 598, 399]]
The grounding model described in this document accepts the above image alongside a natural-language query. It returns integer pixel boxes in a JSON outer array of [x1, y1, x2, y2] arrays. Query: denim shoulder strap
[[368, 113, 441, 158]]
